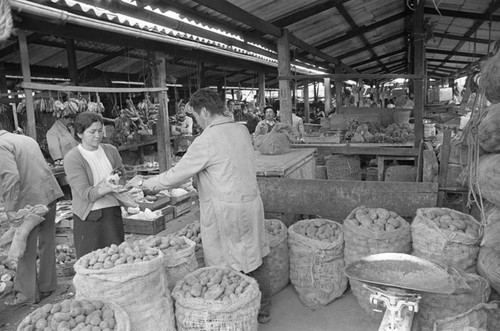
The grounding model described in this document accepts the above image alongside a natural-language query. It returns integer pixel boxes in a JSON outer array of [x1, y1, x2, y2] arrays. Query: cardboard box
[[123, 215, 165, 235]]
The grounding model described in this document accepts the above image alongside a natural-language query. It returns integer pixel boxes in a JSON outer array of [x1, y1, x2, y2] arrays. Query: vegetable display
[[139, 235, 189, 253], [79, 242, 161, 270], [293, 218, 342, 242], [175, 222, 202, 253], [344, 118, 415, 144], [173, 267, 251, 302], [420, 209, 480, 236], [17, 299, 123, 331], [351, 207, 404, 232]]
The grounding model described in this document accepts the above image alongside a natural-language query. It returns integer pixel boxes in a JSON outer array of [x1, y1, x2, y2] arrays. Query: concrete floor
[[260, 285, 382, 331]]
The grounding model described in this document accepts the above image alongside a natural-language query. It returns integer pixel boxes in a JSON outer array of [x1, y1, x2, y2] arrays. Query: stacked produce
[[73, 241, 175, 331], [416, 269, 490, 331], [16, 93, 102, 116], [172, 266, 260, 331], [140, 235, 198, 291], [111, 99, 152, 146], [265, 219, 289, 295], [16, 299, 130, 331], [288, 219, 347, 310], [411, 208, 482, 273], [344, 206, 411, 314], [344, 118, 415, 143], [175, 221, 204, 267]]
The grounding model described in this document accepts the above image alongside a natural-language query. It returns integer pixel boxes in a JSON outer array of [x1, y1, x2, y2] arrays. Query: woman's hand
[[96, 178, 128, 196]]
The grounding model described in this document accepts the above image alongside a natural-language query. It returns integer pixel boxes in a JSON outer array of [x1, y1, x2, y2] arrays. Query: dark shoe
[[39, 290, 54, 300], [258, 311, 271, 324]]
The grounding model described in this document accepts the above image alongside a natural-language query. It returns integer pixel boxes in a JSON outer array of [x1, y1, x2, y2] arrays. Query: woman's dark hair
[[189, 88, 224, 115], [263, 105, 276, 116], [74, 112, 103, 142]]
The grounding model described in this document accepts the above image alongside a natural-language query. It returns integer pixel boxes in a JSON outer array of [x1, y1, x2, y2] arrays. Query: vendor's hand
[[96, 178, 127, 196], [141, 177, 162, 195], [126, 175, 145, 188]]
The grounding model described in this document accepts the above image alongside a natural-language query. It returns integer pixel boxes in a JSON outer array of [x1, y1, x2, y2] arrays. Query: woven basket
[[384, 165, 416, 182], [325, 155, 361, 180], [56, 261, 76, 277]]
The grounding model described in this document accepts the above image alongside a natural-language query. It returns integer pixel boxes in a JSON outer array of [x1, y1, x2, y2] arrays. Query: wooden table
[[255, 148, 316, 226], [255, 148, 316, 179]]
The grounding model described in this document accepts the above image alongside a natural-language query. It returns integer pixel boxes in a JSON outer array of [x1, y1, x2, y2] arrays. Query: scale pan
[[344, 253, 455, 294]]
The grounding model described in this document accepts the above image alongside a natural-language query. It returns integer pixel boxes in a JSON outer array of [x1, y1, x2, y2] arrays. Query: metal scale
[[345, 253, 456, 331]]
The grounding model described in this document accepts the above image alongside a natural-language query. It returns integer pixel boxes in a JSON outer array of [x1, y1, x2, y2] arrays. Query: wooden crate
[[123, 215, 165, 235], [173, 200, 192, 218], [170, 191, 193, 205], [160, 205, 175, 224], [138, 195, 170, 211]]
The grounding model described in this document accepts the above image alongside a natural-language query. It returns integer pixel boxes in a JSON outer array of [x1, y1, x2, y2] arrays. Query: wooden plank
[[279, 74, 424, 81], [303, 80, 310, 123], [413, 0, 425, 147], [324, 77, 331, 115], [65, 38, 78, 85], [437, 129, 452, 206], [422, 150, 439, 183], [292, 143, 417, 156], [257, 178, 438, 221], [278, 29, 292, 126], [255, 148, 317, 177], [20, 82, 168, 93], [18, 30, 36, 140], [152, 52, 171, 173]]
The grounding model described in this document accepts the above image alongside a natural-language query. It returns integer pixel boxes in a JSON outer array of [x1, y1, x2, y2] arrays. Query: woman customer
[[64, 112, 126, 258]]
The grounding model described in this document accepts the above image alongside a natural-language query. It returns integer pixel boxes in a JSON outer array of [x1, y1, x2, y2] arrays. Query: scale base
[[379, 306, 415, 331]]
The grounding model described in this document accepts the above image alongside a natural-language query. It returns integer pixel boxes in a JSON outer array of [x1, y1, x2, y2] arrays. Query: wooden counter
[[255, 148, 316, 179]]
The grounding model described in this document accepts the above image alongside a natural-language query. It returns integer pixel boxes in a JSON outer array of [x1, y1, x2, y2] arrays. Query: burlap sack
[[411, 207, 482, 273], [288, 219, 348, 310], [73, 250, 175, 331], [171, 266, 260, 331], [433, 301, 500, 331], [17, 300, 131, 331], [163, 237, 198, 291], [476, 154, 500, 208], [265, 219, 289, 296], [416, 270, 490, 331], [254, 123, 295, 155], [344, 206, 411, 315]]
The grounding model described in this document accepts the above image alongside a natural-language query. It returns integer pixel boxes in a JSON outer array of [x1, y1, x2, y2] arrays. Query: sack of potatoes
[[16, 299, 130, 331], [292, 218, 342, 243], [349, 206, 405, 232]]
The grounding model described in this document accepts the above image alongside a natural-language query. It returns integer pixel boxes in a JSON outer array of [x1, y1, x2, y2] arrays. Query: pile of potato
[[175, 221, 202, 252], [173, 268, 251, 302], [422, 209, 480, 236], [293, 219, 342, 243], [0, 264, 14, 297], [17, 299, 119, 331], [139, 235, 190, 253], [79, 242, 160, 270], [56, 244, 77, 265], [351, 207, 403, 232], [265, 219, 283, 237]]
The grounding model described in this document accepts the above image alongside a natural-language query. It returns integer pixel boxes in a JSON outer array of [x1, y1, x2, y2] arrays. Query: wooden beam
[[20, 82, 167, 93], [324, 77, 331, 115], [426, 49, 484, 58], [78, 48, 130, 74], [424, 6, 500, 22], [413, 0, 425, 147], [278, 29, 292, 125], [432, 32, 492, 44], [358, 57, 407, 72], [271, 0, 347, 27], [152, 52, 171, 173], [303, 79, 310, 123], [257, 177, 438, 220], [279, 73, 423, 80], [350, 48, 407, 68], [258, 71, 265, 110], [65, 38, 78, 85], [426, 59, 473, 65], [18, 31, 36, 139], [335, 65, 342, 113]]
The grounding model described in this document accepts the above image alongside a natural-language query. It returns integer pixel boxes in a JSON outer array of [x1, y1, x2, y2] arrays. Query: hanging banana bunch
[[16, 99, 26, 114]]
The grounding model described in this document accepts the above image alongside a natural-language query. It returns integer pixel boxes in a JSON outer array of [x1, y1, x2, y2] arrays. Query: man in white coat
[[140, 88, 272, 323]]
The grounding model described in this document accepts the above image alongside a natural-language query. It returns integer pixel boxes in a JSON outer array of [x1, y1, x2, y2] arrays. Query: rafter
[[432, 32, 492, 44], [429, 0, 500, 75], [358, 57, 406, 72], [271, 0, 349, 27], [337, 32, 405, 60], [424, 6, 500, 22], [426, 49, 484, 58], [349, 48, 407, 68]]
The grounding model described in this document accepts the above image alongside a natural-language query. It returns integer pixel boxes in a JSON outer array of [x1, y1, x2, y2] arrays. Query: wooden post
[[324, 77, 331, 116], [335, 64, 343, 114], [152, 52, 171, 173], [258, 72, 265, 109], [65, 38, 79, 86], [18, 31, 36, 139], [413, 0, 425, 146], [278, 29, 292, 125], [303, 80, 310, 123]]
